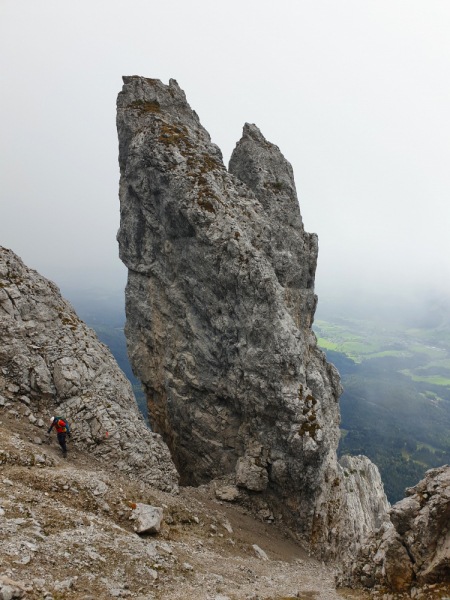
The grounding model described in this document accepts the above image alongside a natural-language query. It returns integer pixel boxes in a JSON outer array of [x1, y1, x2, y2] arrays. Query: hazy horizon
[[1, 0, 450, 306]]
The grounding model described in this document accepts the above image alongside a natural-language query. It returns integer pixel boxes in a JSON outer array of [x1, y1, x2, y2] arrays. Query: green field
[[401, 372, 450, 386], [364, 350, 412, 359], [409, 344, 447, 359], [314, 314, 450, 502], [317, 337, 340, 351], [314, 318, 450, 388]]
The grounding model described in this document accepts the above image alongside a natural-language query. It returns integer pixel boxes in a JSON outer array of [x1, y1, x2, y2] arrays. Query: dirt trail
[[0, 403, 362, 600]]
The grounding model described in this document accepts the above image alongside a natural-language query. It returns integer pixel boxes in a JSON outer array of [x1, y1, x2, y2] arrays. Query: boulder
[[132, 504, 163, 534], [0, 576, 26, 600], [252, 544, 269, 560], [215, 485, 239, 502]]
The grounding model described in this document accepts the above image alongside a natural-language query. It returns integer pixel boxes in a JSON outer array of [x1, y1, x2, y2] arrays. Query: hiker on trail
[[47, 416, 71, 458]]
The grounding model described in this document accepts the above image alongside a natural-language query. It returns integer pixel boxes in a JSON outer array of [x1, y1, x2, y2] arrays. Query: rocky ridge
[[116, 75, 389, 558], [0, 246, 178, 492], [341, 465, 450, 595], [0, 358, 449, 600]]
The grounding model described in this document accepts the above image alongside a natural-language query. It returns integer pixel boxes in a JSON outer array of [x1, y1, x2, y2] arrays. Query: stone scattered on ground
[[0, 417, 355, 600], [253, 544, 269, 560], [215, 486, 240, 502], [131, 504, 163, 534]]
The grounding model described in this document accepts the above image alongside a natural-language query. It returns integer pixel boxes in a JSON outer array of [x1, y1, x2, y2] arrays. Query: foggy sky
[[1, 0, 449, 302]]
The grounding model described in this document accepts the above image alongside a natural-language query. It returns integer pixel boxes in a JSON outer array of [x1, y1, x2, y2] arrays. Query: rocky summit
[[0, 246, 178, 492], [116, 75, 389, 558]]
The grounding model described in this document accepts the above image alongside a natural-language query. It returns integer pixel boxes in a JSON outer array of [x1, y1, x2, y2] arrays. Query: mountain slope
[[0, 245, 178, 491]]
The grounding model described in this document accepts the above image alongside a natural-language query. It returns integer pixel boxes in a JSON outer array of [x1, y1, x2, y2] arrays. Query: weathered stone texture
[[0, 246, 178, 492], [131, 504, 164, 534], [341, 465, 450, 592], [339, 454, 390, 539], [116, 75, 388, 556]]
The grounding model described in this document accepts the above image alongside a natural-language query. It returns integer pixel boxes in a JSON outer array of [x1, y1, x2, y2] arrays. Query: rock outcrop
[[0, 246, 178, 492], [338, 455, 390, 542], [116, 75, 388, 557], [342, 465, 450, 592]]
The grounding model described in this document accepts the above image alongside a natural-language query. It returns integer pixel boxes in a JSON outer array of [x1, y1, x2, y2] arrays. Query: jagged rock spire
[[116, 76, 388, 558]]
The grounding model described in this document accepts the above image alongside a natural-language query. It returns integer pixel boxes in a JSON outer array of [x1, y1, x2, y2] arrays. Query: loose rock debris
[[0, 419, 352, 600], [2, 414, 448, 600]]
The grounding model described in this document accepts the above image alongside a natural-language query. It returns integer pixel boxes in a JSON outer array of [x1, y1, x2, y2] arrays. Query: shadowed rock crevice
[[116, 75, 389, 558]]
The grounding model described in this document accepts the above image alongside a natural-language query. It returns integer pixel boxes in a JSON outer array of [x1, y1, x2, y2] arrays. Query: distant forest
[[327, 349, 450, 502]]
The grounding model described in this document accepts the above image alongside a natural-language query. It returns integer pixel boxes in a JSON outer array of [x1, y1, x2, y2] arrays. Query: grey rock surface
[[252, 544, 269, 560], [131, 503, 163, 534], [0, 246, 178, 492], [235, 456, 269, 492], [116, 75, 388, 557], [215, 485, 240, 502], [341, 465, 450, 592], [0, 576, 26, 600], [338, 454, 390, 539]]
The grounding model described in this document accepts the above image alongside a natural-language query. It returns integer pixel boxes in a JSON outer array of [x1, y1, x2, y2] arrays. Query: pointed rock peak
[[116, 77, 388, 559], [229, 122, 302, 229], [118, 76, 203, 137], [241, 122, 270, 144], [168, 78, 182, 93], [235, 122, 282, 156]]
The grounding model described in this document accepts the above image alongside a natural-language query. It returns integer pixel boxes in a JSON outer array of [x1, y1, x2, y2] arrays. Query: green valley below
[[314, 313, 450, 502]]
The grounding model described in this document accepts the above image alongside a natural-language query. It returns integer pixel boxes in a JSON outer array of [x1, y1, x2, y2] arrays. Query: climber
[[47, 416, 71, 459]]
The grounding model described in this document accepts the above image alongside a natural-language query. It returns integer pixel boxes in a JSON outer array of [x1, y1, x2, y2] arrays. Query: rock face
[[342, 465, 450, 592], [116, 75, 388, 556], [0, 246, 178, 492], [338, 455, 390, 542]]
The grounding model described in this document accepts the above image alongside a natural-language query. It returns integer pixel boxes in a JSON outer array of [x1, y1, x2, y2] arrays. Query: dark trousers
[[57, 432, 67, 453]]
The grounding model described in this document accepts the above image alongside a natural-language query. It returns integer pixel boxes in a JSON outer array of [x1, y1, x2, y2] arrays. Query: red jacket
[[48, 419, 69, 434]]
